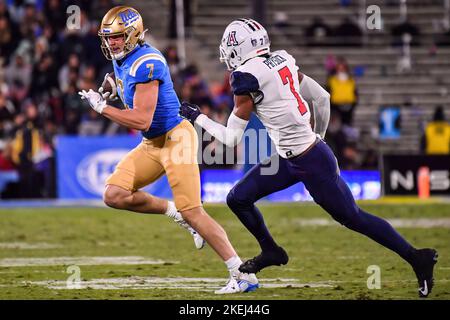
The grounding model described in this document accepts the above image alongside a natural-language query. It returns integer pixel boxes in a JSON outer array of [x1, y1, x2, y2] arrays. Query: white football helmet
[[219, 19, 271, 71]]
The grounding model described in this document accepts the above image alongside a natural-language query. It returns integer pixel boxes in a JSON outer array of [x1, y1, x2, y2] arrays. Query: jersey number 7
[[278, 66, 307, 115]]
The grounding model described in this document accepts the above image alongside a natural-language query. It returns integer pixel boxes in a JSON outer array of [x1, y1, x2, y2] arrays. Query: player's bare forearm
[[233, 95, 254, 120], [102, 106, 152, 131], [102, 80, 159, 132]]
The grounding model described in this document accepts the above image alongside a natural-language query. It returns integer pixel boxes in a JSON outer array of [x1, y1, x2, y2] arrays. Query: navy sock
[[248, 205, 280, 252]]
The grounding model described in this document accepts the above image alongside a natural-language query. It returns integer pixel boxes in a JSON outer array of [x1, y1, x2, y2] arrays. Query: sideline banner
[[201, 170, 380, 202], [382, 155, 450, 196], [56, 135, 381, 201], [56, 135, 172, 199]]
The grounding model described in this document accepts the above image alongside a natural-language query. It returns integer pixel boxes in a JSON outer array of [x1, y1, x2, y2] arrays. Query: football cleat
[[410, 248, 438, 298], [174, 217, 206, 250], [215, 269, 259, 294], [239, 246, 289, 274]]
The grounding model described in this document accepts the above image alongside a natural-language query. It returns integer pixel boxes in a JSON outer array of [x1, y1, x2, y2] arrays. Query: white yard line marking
[[0, 256, 179, 267], [18, 277, 450, 291], [291, 218, 450, 228], [26, 276, 335, 291], [0, 242, 62, 250]]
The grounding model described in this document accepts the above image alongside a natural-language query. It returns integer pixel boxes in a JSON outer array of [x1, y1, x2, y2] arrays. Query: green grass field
[[0, 201, 449, 300]]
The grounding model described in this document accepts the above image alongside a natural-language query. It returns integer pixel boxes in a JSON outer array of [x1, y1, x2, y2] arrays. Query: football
[[99, 71, 118, 101]]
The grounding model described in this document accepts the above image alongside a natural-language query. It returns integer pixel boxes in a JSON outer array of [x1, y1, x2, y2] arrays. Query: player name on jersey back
[[262, 54, 287, 69]]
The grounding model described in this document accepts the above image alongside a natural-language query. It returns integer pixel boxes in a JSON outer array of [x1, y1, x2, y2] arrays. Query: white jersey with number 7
[[230, 49, 317, 159]]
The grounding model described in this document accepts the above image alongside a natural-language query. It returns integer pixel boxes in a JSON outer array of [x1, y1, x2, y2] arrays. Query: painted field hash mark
[[26, 276, 335, 291], [0, 256, 179, 267], [0, 242, 62, 250]]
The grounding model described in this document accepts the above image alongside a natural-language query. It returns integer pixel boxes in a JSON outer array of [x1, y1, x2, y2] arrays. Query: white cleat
[[214, 269, 259, 294], [174, 217, 206, 249]]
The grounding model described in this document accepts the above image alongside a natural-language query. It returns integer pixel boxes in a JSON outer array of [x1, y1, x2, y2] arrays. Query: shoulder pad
[[129, 53, 167, 83], [230, 71, 260, 96]]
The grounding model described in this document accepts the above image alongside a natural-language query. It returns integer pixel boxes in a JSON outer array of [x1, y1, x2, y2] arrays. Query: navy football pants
[[227, 140, 415, 263]]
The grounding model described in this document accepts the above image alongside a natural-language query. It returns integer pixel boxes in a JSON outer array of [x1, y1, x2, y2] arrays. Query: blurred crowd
[[278, 5, 450, 47]]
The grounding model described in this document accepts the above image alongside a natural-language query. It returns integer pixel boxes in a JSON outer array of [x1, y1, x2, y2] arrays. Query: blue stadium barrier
[[0, 170, 18, 194], [56, 135, 172, 199]]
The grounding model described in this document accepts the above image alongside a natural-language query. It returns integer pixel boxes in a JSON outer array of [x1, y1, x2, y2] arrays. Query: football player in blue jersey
[[180, 18, 438, 298], [78, 6, 258, 294]]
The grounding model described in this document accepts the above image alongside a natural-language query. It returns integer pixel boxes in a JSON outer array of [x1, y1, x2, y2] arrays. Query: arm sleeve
[[299, 74, 331, 139], [195, 112, 249, 148]]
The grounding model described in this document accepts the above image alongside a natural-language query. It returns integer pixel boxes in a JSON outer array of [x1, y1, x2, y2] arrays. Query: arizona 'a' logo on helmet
[[220, 18, 271, 71], [98, 6, 148, 60], [226, 31, 239, 46]]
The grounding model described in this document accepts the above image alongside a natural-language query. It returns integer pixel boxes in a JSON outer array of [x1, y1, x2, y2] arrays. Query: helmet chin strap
[[225, 59, 234, 71], [112, 50, 126, 60]]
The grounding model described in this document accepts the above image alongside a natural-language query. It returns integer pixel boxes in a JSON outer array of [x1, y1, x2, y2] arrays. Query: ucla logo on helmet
[[119, 9, 139, 27], [226, 31, 238, 46]]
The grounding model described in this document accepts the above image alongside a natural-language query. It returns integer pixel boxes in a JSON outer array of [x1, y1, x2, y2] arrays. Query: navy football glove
[[180, 101, 202, 124]]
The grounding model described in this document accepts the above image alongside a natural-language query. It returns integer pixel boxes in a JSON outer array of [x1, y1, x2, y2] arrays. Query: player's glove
[[180, 101, 202, 124], [98, 72, 118, 101], [78, 89, 107, 114]]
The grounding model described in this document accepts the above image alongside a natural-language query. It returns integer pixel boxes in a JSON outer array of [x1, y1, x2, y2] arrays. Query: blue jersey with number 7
[[112, 43, 182, 139]]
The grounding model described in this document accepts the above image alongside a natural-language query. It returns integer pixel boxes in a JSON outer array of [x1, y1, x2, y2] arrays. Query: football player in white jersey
[[180, 19, 438, 298]]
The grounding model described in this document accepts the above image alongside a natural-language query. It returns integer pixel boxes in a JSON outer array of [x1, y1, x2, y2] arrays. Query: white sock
[[225, 256, 243, 271], [165, 201, 182, 220]]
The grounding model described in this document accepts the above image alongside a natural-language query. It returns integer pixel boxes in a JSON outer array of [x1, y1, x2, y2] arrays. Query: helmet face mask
[[219, 19, 270, 71], [98, 6, 147, 61], [220, 44, 238, 71], [100, 33, 126, 60]]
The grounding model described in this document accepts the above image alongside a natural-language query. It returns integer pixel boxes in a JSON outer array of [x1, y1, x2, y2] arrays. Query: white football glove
[[98, 72, 118, 101], [78, 89, 107, 114]]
